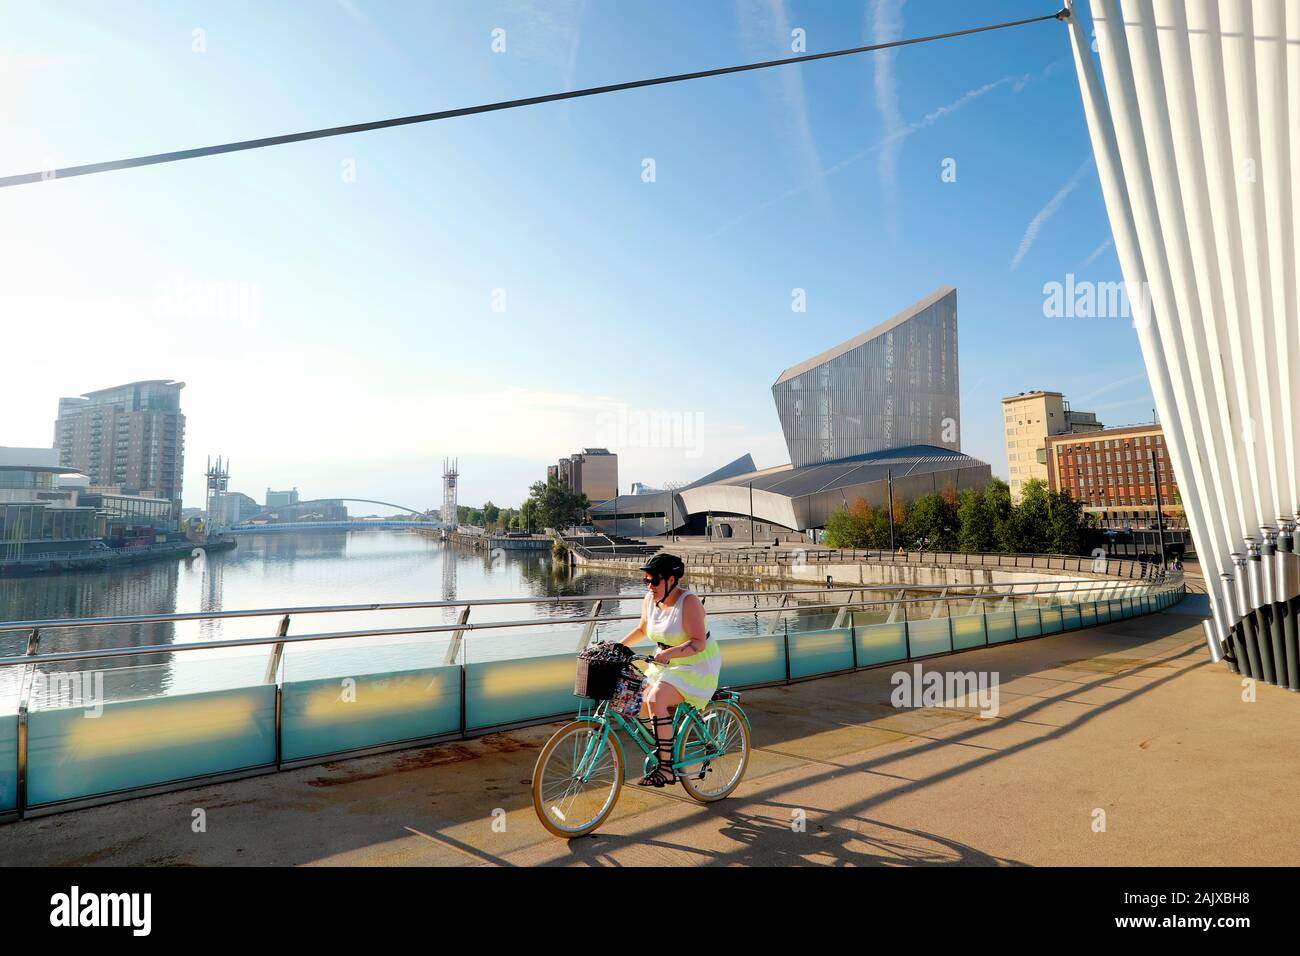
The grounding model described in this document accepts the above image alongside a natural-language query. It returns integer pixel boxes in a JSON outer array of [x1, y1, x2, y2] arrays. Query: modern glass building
[[590, 287, 990, 537], [772, 287, 960, 468], [55, 380, 185, 524], [0, 451, 101, 558]]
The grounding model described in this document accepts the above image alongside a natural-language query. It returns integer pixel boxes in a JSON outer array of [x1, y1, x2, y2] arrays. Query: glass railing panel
[[951, 613, 986, 650], [0, 662, 19, 719], [465, 648, 579, 731], [710, 634, 786, 687], [854, 617, 908, 667], [281, 636, 460, 762], [26, 655, 275, 806], [0, 713, 15, 812], [1060, 604, 1082, 630], [985, 609, 1016, 643], [1014, 605, 1042, 638], [788, 627, 853, 679], [905, 606, 952, 657], [1040, 606, 1063, 635], [784, 606, 844, 635], [459, 618, 596, 666]]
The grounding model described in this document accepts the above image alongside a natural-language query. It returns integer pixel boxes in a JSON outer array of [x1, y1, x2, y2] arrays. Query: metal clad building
[[591, 287, 991, 537], [771, 287, 959, 468]]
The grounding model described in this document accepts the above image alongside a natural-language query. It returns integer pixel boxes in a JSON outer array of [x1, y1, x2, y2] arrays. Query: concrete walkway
[[3, 609, 1296, 867]]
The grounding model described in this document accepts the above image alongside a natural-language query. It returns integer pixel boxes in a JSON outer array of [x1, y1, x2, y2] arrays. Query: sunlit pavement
[[4, 606, 1294, 867]]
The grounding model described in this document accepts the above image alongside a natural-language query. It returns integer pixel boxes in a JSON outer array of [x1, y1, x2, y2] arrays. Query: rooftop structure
[[773, 287, 960, 469]]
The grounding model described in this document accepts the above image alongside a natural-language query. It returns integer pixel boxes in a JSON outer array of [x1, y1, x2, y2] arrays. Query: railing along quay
[[566, 541, 1161, 580], [0, 572, 1185, 822]]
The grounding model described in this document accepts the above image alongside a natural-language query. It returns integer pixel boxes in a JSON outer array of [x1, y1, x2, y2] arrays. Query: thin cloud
[[734, 0, 825, 199], [508, 0, 588, 88], [1078, 236, 1114, 270], [706, 74, 1016, 239], [1011, 158, 1094, 270], [333, 0, 410, 64], [334, 0, 368, 23], [871, 0, 906, 227], [1075, 370, 1150, 405]]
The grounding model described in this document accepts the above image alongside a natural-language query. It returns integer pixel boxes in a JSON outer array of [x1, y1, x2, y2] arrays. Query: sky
[[0, 0, 1153, 512]]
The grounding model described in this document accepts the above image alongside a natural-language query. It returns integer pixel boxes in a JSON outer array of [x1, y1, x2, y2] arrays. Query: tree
[[890, 491, 907, 546], [824, 508, 865, 549], [1007, 478, 1051, 553], [519, 498, 540, 534], [482, 501, 500, 528], [957, 488, 995, 553], [525, 477, 590, 531], [824, 497, 892, 548], [983, 478, 1014, 552], [821, 477, 1093, 557], [903, 492, 957, 551], [856, 498, 892, 548], [1045, 489, 1085, 554]]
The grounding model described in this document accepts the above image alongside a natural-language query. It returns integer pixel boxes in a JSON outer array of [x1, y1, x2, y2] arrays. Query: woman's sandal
[[637, 715, 678, 787]]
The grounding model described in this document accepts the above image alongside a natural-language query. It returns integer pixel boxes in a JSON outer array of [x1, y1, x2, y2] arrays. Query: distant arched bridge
[[227, 520, 444, 533], [227, 498, 446, 533], [243, 498, 430, 520]]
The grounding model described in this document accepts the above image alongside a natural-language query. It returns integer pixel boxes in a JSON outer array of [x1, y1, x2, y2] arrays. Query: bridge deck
[[4, 609, 1293, 867]]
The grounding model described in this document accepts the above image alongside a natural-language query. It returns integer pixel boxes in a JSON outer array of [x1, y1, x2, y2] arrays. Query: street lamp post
[[749, 481, 755, 547], [1151, 449, 1167, 568], [887, 469, 896, 552]]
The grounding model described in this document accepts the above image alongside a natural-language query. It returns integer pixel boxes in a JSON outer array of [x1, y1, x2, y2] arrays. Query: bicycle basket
[[574, 642, 632, 700]]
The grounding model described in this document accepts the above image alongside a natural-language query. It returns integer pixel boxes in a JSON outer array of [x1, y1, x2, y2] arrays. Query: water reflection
[[0, 530, 958, 706]]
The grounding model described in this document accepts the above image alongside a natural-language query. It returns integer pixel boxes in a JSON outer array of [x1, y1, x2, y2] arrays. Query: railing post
[[782, 620, 791, 684], [15, 628, 39, 819], [832, 589, 855, 630], [443, 606, 472, 665], [930, 587, 948, 619], [766, 594, 789, 635], [264, 615, 289, 684], [576, 600, 604, 652], [263, 615, 289, 770]]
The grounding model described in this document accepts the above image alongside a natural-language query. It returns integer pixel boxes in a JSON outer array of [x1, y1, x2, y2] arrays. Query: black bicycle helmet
[[640, 552, 685, 584]]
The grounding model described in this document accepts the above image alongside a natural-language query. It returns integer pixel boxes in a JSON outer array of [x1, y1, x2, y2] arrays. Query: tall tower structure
[[205, 456, 231, 533], [442, 458, 459, 529]]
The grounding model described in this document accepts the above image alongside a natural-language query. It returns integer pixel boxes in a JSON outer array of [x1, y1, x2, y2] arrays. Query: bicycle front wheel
[[676, 701, 750, 803], [532, 720, 624, 838]]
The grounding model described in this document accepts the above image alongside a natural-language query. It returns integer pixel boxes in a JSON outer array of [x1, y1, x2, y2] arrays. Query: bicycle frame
[[571, 693, 744, 782]]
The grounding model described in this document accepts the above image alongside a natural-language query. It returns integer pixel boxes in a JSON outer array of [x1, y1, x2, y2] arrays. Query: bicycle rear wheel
[[675, 701, 750, 802], [532, 720, 624, 838]]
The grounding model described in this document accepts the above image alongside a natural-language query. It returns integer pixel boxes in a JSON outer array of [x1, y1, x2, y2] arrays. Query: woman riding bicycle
[[619, 552, 721, 787]]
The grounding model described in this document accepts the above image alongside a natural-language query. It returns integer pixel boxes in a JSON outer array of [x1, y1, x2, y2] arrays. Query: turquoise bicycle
[[532, 650, 752, 838]]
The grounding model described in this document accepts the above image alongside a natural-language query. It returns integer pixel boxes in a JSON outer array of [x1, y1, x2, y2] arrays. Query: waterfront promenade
[[4, 605, 1290, 867]]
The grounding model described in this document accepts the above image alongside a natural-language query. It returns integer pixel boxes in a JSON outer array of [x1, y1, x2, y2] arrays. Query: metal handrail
[[0, 577, 1143, 634], [0, 577, 1175, 669], [569, 543, 1158, 576]]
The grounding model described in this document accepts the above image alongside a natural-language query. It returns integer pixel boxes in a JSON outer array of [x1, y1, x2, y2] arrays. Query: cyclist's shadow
[[559, 804, 1023, 867]]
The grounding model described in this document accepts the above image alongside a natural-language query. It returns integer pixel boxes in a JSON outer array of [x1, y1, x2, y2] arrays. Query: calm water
[[0, 530, 786, 708]]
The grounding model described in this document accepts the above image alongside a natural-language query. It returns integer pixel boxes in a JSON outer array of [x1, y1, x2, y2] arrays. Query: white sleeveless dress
[[634, 588, 722, 709]]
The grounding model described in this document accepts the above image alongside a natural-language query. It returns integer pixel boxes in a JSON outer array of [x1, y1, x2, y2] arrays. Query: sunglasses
[[643, 574, 662, 587]]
